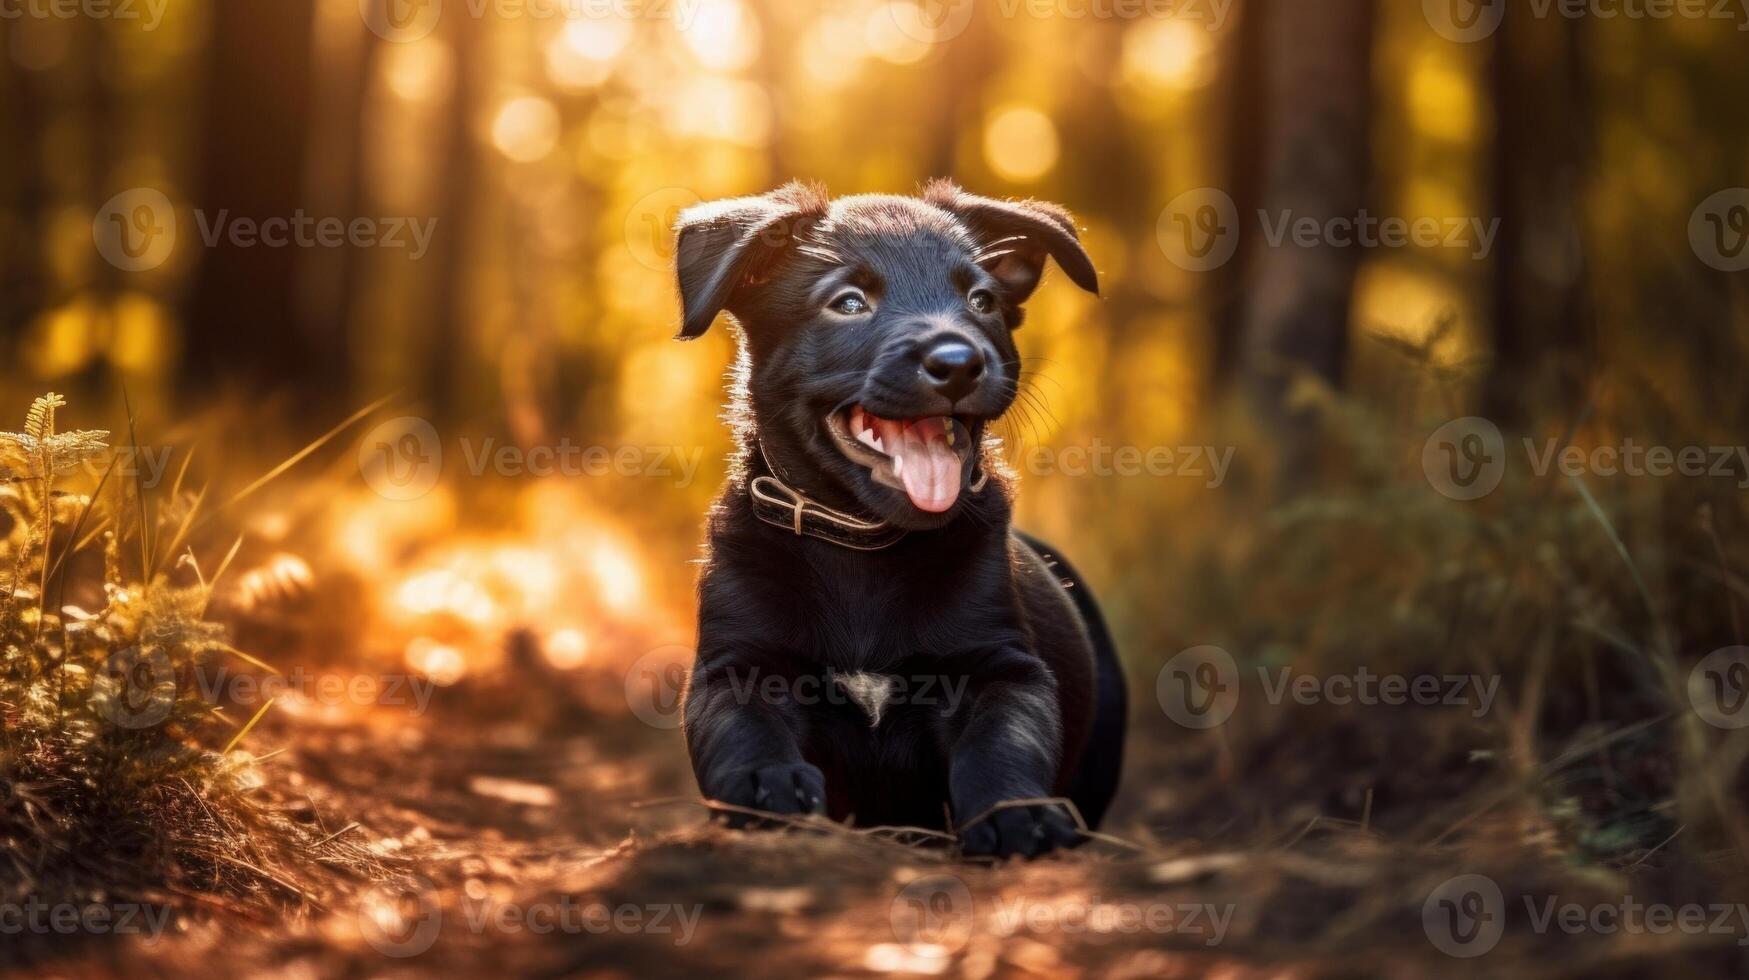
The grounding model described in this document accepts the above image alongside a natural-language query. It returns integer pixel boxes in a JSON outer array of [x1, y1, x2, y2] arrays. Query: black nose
[[920, 339, 986, 401]]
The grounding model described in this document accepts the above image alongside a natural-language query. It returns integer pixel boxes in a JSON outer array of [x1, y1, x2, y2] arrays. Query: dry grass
[[0, 393, 379, 960]]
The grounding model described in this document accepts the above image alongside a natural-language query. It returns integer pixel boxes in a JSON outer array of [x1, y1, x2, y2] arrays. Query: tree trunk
[[182, 0, 328, 412], [1238, 0, 1374, 478], [1483, 13, 1595, 427]]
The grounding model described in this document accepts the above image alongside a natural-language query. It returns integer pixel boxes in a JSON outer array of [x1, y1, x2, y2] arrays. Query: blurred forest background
[[3, 0, 1747, 612], [5, 1, 1749, 974], [4, 0, 1749, 725]]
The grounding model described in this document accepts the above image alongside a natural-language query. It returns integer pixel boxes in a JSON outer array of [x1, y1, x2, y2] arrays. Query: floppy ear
[[673, 184, 825, 340], [924, 180, 1099, 303]]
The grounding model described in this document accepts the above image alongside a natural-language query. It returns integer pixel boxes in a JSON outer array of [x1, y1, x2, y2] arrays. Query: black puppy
[[673, 180, 1125, 858]]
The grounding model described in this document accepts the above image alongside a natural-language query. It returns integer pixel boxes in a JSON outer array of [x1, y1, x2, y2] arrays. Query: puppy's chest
[[763, 555, 990, 672]]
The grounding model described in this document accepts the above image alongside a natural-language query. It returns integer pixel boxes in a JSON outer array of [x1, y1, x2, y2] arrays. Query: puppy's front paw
[[717, 762, 827, 828], [958, 802, 1079, 859]]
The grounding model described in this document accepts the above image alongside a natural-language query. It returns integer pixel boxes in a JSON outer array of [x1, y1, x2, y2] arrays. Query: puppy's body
[[676, 183, 1126, 857]]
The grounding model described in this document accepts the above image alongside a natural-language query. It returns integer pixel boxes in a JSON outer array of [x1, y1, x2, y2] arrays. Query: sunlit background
[[3, 0, 1748, 692]]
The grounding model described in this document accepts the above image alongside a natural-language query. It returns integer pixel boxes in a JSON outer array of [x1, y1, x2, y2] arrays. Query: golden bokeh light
[[381, 39, 454, 105], [405, 637, 468, 687], [491, 96, 563, 163], [1121, 19, 1216, 93], [665, 79, 773, 147], [866, 4, 933, 66], [983, 104, 1060, 183], [679, 0, 761, 73], [1407, 52, 1477, 144], [545, 628, 591, 669], [799, 12, 870, 85]]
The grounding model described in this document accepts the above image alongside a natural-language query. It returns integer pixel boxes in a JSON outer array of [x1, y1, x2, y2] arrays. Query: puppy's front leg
[[682, 647, 826, 826], [947, 648, 1079, 858]]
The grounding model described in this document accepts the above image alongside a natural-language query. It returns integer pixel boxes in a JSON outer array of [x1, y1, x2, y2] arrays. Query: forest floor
[[11, 633, 1742, 980]]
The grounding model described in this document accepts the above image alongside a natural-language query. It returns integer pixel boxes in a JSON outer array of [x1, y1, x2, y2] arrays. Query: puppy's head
[[674, 180, 1098, 529]]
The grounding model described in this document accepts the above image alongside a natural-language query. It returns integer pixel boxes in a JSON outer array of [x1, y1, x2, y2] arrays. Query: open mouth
[[826, 406, 975, 514]]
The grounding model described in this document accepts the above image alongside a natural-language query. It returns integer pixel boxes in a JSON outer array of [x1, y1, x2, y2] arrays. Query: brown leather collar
[[748, 445, 988, 552]]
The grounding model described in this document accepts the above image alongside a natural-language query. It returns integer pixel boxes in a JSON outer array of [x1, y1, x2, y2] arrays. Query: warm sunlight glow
[[396, 568, 498, 627], [799, 13, 868, 85], [491, 96, 562, 163], [678, 0, 760, 73], [983, 105, 1060, 183], [866, 5, 932, 65], [558, 17, 634, 61], [666, 78, 772, 146], [545, 628, 590, 669], [405, 637, 468, 686], [1121, 19, 1215, 92], [589, 539, 643, 613], [546, 19, 632, 90], [1407, 53, 1477, 143], [381, 40, 454, 105]]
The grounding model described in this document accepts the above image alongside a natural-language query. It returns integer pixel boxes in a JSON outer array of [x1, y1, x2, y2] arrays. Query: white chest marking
[[835, 672, 897, 728]]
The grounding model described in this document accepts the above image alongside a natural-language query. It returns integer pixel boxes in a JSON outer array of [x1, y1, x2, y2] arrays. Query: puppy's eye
[[829, 292, 871, 316], [968, 289, 997, 315]]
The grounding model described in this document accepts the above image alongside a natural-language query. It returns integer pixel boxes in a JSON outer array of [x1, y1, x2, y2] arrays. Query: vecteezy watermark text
[[1159, 188, 1500, 271], [360, 0, 704, 43], [890, 873, 1234, 957], [1422, 418, 1749, 500], [457, 438, 705, 485], [1020, 442, 1234, 488], [0, 899, 172, 942], [357, 417, 709, 501], [1156, 646, 1500, 729], [94, 646, 442, 730], [359, 874, 702, 958], [0, 0, 168, 29], [1424, 0, 1749, 44], [93, 188, 437, 272], [1424, 873, 1749, 958]]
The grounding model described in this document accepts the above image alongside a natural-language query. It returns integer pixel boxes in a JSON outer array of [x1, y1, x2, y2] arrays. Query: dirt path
[[13, 655, 1736, 980]]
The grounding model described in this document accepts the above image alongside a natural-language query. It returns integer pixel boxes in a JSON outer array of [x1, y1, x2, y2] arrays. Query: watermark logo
[[891, 873, 976, 954], [1258, 666, 1499, 718], [1424, 873, 1506, 958], [359, 874, 444, 957], [0, 899, 172, 942], [889, 0, 979, 45], [1423, 0, 1505, 42], [1424, 420, 1749, 500], [625, 644, 691, 729], [1158, 187, 1239, 272], [93, 646, 177, 730], [1429, 0, 1749, 42], [1690, 646, 1749, 729], [95, 188, 436, 269], [361, 0, 443, 42], [457, 438, 705, 486], [359, 417, 443, 501], [1156, 645, 1239, 729], [1423, 417, 1507, 501], [626, 187, 703, 272], [1157, 653, 1500, 728], [1691, 188, 1749, 272], [1426, 873, 1749, 955], [1159, 190, 1498, 270], [0, 0, 169, 29], [93, 188, 176, 272]]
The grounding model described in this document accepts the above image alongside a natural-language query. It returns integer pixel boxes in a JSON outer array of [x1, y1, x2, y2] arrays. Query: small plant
[[0, 393, 352, 935]]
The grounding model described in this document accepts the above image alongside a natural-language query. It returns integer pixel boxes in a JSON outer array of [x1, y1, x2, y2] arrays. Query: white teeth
[[891, 454, 905, 477], [857, 429, 883, 453]]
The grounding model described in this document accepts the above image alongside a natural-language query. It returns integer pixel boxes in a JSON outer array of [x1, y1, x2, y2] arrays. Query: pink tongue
[[877, 417, 962, 513]]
